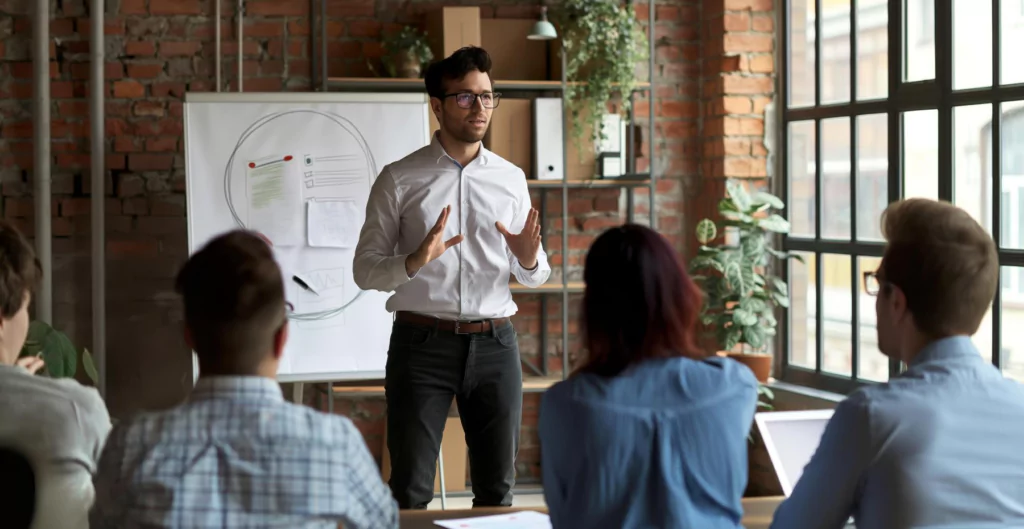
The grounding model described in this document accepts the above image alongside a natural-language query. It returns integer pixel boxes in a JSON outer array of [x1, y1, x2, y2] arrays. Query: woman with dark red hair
[[538, 224, 758, 529]]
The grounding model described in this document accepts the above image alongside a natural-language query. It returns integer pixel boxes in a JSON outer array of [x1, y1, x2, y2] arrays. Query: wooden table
[[394, 497, 785, 528]]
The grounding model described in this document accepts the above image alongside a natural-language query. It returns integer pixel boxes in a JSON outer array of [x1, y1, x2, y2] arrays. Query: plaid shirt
[[89, 376, 398, 529]]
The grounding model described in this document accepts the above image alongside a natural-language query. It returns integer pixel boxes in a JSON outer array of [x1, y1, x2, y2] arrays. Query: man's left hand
[[496, 208, 542, 270]]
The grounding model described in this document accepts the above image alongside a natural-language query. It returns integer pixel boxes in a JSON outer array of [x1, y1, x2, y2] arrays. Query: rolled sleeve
[[508, 174, 551, 288]]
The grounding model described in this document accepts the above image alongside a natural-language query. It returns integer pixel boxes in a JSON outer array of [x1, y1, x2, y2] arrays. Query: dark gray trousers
[[384, 318, 523, 509]]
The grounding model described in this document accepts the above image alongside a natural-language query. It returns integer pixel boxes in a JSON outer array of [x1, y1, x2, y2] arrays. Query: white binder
[[533, 97, 564, 180]]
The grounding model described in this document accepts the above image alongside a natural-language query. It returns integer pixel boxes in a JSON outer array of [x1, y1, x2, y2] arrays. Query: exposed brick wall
[[0, 0, 774, 485]]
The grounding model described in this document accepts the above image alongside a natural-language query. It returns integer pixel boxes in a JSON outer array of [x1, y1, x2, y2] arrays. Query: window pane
[[821, 0, 851, 104], [955, 105, 994, 231], [953, 0, 993, 90], [789, 0, 817, 106], [822, 117, 851, 239], [1000, 0, 1024, 85], [822, 254, 853, 376], [1001, 266, 1024, 381], [857, 256, 888, 381], [1000, 101, 1024, 249], [903, 110, 939, 200], [857, 0, 889, 100], [856, 114, 889, 241], [789, 121, 817, 237], [790, 251, 816, 370], [904, 0, 935, 81]]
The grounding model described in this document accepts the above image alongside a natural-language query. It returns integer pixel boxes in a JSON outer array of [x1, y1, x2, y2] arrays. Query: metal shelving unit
[[314, 1, 657, 382]]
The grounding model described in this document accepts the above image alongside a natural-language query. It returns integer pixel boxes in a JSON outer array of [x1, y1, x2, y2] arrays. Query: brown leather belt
[[395, 311, 510, 334]]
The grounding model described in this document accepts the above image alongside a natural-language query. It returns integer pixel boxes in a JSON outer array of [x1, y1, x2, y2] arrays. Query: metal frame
[[779, 0, 1024, 392]]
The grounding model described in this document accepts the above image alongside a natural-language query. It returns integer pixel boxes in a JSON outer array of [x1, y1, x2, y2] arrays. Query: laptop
[[754, 409, 856, 527]]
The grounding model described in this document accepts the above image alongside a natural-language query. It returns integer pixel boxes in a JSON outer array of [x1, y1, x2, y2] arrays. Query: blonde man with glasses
[[353, 45, 550, 509], [771, 199, 1024, 529], [90, 230, 398, 528]]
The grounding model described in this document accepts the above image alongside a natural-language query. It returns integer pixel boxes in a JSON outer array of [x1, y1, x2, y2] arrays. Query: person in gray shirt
[[0, 219, 111, 529]]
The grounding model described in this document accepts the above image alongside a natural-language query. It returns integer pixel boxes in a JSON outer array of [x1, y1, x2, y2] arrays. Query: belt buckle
[[454, 320, 468, 335]]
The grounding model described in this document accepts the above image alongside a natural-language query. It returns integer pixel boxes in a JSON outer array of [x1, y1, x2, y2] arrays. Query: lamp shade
[[528, 7, 557, 40]]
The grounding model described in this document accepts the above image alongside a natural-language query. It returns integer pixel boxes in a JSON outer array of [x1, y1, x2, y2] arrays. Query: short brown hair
[[579, 224, 705, 377], [879, 198, 997, 337], [175, 230, 286, 373], [0, 220, 40, 318]]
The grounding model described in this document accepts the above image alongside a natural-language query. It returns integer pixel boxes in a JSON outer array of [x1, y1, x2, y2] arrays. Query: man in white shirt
[[0, 219, 112, 529], [354, 46, 551, 509]]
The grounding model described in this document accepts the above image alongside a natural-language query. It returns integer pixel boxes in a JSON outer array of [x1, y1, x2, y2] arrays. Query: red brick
[[724, 138, 752, 155], [57, 101, 88, 117], [120, 0, 147, 14], [325, 0, 374, 16], [145, 137, 177, 152], [51, 82, 75, 98], [723, 13, 750, 31], [752, 141, 769, 156], [752, 96, 772, 114], [247, 1, 308, 15], [107, 62, 125, 80], [4, 198, 33, 219], [126, 41, 156, 56], [724, 34, 774, 53], [349, 20, 382, 38], [287, 19, 311, 36], [150, 196, 186, 216], [114, 136, 136, 152], [246, 21, 285, 38], [133, 101, 165, 117], [2, 121, 32, 138], [580, 216, 623, 232], [160, 41, 202, 57], [151, 82, 186, 98], [752, 14, 775, 32], [241, 78, 283, 92], [129, 154, 173, 171], [749, 54, 774, 73], [722, 74, 773, 95], [723, 96, 753, 114], [106, 118, 131, 136], [136, 216, 182, 235], [112, 80, 145, 98], [126, 63, 163, 79], [150, 0, 201, 15], [594, 196, 619, 212], [133, 118, 183, 136], [56, 154, 91, 169], [59, 198, 92, 217], [117, 176, 145, 197], [107, 153, 127, 171], [50, 18, 75, 37], [107, 238, 159, 259], [287, 39, 305, 58], [725, 0, 774, 10], [122, 197, 149, 216], [660, 101, 697, 118]]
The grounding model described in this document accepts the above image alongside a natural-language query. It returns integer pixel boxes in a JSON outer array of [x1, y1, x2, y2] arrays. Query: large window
[[781, 0, 1024, 393]]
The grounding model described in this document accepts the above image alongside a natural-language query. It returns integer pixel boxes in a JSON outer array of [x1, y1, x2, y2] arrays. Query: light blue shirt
[[771, 336, 1024, 529], [90, 376, 398, 529], [539, 356, 758, 529]]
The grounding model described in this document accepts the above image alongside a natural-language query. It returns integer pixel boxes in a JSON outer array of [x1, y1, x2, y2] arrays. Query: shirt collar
[[429, 131, 489, 168], [189, 375, 284, 403], [909, 335, 981, 367]]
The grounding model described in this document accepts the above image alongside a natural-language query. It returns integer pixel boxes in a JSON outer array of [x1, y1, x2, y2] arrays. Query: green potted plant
[[689, 180, 801, 382], [380, 26, 434, 79], [551, 0, 649, 150], [18, 320, 98, 383]]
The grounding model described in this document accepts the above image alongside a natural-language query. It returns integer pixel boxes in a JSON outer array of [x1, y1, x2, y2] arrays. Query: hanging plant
[[552, 0, 649, 152]]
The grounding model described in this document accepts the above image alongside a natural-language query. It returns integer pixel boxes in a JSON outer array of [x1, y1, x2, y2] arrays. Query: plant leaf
[[742, 297, 768, 313], [82, 348, 99, 385], [726, 180, 753, 212], [743, 325, 767, 350], [771, 277, 788, 294], [695, 218, 717, 245], [690, 256, 724, 273], [773, 291, 791, 308], [723, 260, 748, 293], [733, 308, 759, 326], [757, 214, 791, 233], [753, 191, 785, 210]]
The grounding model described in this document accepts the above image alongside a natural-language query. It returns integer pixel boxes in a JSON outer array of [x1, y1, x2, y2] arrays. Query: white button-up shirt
[[354, 135, 550, 320]]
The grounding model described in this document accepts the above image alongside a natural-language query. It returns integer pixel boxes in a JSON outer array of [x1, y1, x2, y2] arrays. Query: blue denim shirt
[[771, 336, 1024, 529], [539, 356, 759, 529]]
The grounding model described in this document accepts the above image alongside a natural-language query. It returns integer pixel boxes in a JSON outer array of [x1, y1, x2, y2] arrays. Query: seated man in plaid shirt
[[89, 230, 398, 528]]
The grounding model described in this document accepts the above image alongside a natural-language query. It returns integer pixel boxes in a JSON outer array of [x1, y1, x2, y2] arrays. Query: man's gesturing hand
[[406, 206, 464, 277], [496, 208, 542, 270]]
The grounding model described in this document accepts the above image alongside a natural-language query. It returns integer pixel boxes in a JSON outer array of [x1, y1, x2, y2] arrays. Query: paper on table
[[307, 199, 362, 248], [433, 511, 551, 529], [246, 155, 303, 247]]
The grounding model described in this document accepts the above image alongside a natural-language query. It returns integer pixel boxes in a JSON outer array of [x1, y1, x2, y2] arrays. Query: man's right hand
[[405, 205, 463, 277]]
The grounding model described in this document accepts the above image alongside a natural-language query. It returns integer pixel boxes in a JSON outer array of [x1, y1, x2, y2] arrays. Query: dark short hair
[[424, 46, 492, 99], [175, 230, 286, 374], [578, 224, 705, 377], [879, 198, 998, 337], [0, 220, 40, 318]]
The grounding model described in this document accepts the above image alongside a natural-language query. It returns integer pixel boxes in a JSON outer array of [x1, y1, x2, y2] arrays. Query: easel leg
[[438, 448, 447, 510], [291, 382, 304, 404]]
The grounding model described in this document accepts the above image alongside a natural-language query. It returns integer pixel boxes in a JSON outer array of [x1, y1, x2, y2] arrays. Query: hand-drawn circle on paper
[[223, 110, 378, 320]]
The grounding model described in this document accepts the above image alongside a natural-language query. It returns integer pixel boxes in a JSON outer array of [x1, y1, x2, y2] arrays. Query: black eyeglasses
[[444, 92, 502, 109]]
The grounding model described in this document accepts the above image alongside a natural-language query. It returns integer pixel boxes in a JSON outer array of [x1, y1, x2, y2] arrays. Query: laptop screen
[[754, 410, 834, 496]]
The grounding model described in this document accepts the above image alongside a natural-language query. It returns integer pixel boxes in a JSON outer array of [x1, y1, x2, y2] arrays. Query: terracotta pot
[[724, 352, 772, 382]]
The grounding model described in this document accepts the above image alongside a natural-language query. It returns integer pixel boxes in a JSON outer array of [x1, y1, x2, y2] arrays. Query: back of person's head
[[0, 220, 40, 364], [879, 198, 997, 338], [0, 446, 36, 529], [424, 46, 492, 99], [175, 230, 287, 375], [579, 224, 704, 377]]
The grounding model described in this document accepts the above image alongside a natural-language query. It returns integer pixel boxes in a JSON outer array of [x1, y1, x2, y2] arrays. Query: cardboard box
[[481, 18, 552, 81], [486, 98, 532, 172], [426, 7, 482, 60], [565, 109, 597, 181], [380, 416, 468, 493]]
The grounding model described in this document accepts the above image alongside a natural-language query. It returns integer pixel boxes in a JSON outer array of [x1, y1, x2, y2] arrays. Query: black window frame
[[777, 0, 1024, 394]]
